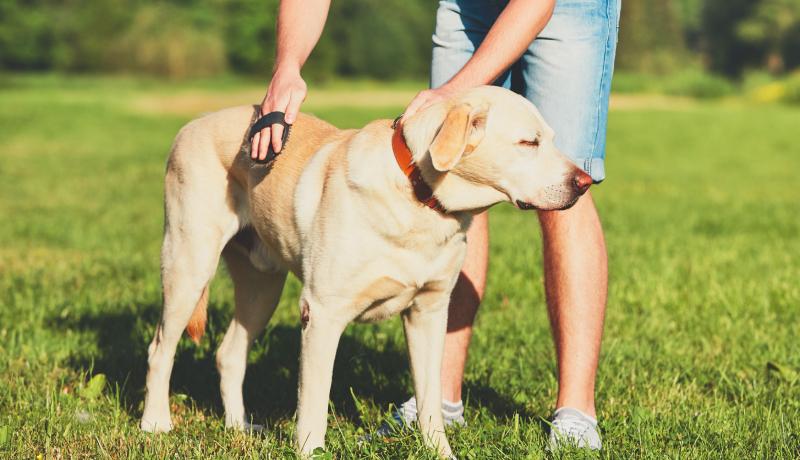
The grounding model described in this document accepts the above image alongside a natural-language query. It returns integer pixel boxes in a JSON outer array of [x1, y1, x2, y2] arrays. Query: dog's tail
[[186, 285, 209, 345]]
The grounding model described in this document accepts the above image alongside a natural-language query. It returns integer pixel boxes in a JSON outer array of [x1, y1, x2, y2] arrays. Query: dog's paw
[[140, 417, 173, 433]]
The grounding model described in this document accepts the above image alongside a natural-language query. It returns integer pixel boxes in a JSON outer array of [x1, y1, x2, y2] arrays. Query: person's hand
[[252, 70, 307, 161], [403, 84, 460, 119]]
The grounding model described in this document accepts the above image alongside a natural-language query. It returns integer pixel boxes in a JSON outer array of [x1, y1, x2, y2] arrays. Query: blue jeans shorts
[[431, 0, 621, 183]]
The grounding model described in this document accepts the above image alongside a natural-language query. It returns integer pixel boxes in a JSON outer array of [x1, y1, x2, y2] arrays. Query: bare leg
[[217, 244, 288, 430], [403, 297, 452, 458], [538, 191, 607, 419], [441, 211, 488, 403], [440, 192, 606, 419]]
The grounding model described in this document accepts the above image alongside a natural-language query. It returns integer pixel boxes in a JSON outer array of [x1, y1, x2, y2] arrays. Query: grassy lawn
[[1, 75, 799, 459]]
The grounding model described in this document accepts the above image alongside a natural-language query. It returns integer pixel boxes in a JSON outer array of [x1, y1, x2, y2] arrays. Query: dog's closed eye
[[518, 131, 542, 148]]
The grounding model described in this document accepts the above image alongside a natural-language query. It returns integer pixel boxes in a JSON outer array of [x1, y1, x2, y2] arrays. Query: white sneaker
[[394, 396, 466, 429], [362, 396, 466, 442], [548, 407, 602, 450]]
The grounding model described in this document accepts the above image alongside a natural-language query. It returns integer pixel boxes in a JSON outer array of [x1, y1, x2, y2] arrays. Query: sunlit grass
[[1, 75, 799, 459]]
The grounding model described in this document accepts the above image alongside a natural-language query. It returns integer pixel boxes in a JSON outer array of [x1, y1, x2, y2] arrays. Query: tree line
[[1, 0, 799, 80]]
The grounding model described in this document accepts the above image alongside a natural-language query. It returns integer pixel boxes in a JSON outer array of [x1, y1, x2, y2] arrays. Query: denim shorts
[[431, 0, 621, 182]]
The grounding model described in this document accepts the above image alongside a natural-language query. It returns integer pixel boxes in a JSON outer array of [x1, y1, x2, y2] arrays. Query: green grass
[[1, 75, 799, 459]]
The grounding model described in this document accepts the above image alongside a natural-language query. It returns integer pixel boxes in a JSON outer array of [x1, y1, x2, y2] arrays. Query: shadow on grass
[[50, 300, 533, 428], [48, 301, 403, 426]]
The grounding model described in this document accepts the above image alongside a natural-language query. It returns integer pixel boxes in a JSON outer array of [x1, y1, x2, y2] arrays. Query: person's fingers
[[272, 124, 285, 153], [405, 87, 457, 119], [417, 93, 445, 113], [285, 87, 306, 124], [251, 131, 260, 159], [403, 91, 430, 119], [258, 126, 272, 161], [253, 94, 273, 160]]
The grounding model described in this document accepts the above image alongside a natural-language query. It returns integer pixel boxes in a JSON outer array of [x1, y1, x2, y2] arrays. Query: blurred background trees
[[1, 0, 799, 80]]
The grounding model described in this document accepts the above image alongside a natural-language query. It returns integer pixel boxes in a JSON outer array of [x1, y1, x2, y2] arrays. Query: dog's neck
[[344, 121, 472, 247]]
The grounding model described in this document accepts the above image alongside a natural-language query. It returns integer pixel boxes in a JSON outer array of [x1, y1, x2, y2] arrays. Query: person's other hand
[[403, 84, 460, 119], [252, 70, 307, 161]]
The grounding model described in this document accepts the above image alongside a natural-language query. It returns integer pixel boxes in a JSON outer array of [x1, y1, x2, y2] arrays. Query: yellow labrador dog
[[140, 86, 592, 458]]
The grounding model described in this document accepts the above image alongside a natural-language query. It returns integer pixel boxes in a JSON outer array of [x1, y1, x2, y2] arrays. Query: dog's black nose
[[573, 170, 592, 192]]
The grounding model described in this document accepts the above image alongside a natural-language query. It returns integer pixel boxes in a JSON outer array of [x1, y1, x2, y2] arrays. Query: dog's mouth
[[515, 195, 582, 212], [557, 195, 582, 211]]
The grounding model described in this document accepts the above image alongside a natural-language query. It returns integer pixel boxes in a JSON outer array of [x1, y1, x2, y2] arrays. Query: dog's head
[[402, 86, 592, 213]]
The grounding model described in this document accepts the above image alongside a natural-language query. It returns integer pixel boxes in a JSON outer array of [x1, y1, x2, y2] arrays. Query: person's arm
[[403, 0, 556, 118], [252, 0, 332, 161]]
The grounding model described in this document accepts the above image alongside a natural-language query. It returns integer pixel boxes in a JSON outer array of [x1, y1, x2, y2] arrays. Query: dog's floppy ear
[[429, 102, 488, 172]]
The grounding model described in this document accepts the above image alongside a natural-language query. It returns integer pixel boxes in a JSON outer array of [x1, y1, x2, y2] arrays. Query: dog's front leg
[[402, 296, 452, 459], [295, 296, 348, 457]]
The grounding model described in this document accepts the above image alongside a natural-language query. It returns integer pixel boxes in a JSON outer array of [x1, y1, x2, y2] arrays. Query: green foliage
[[671, 0, 705, 30], [735, 0, 800, 72], [746, 70, 800, 103], [0, 0, 54, 70], [0, 0, 150, 72], [220, 0, 439, 81], [701, 0, 765, 77], [663, 69, 735, 98], [0, 426, 8, 446], [702, 0, 800, 75], [782, 71, 800, 103], [609, 72, 663, 93], [107, 3, 228, 77], [220, 0, 280, 75], [321, 0, 436, 80], [0, 0, 226, 76], [736, 0, 800, 51], [0, 0, 436, 80], [1, 75, 800, 457], [79, 374, 107, 399], [617, 0, 688, 74], [782, 21, 800, 69], [611, 70, 734, 98], [4, 0, 800, 79]]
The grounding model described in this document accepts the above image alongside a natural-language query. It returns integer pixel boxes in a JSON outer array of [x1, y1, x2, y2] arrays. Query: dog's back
[[168, 106, 340, 191], [167, 106, 343, 263]]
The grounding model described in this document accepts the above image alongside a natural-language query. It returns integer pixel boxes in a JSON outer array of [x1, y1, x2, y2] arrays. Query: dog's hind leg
[[217, 234, 287, 430], [141, 163, 243, 433]]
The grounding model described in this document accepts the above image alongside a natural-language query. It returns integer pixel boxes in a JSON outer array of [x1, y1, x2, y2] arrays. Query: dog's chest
[[344, 233, 467, 324]]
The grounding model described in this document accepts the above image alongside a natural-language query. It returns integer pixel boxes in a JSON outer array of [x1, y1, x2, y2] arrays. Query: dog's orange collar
[[392, 118, 446, 213]]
